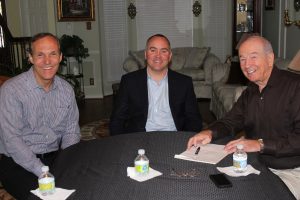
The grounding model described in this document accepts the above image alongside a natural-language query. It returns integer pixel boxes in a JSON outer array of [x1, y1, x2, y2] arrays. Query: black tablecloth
[[30, 132, 295, 200]]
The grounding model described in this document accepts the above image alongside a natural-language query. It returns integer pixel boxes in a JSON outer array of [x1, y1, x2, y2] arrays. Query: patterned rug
[[80, 118, 208, 141], [80, 118, 110, 140]]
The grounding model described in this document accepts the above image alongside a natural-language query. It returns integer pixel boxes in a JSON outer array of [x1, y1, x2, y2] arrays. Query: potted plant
[[59, 34, 89, 103], [59, 34, 89, 65]]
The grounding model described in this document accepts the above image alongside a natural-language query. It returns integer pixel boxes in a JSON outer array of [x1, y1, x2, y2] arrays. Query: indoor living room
[[1, 0, 300, 198]]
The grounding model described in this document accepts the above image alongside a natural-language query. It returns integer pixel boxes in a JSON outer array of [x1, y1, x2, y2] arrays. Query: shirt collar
[[248, 66, 280, 91], [147, 69, 168, 85], [26, 67, 58, 91]]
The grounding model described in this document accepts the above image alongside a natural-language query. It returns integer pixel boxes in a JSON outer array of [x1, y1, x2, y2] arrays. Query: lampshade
[[288, 49, 300, 72]]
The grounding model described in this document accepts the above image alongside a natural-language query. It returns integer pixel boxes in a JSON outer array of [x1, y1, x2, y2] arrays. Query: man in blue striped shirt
[[0, 33, 80, 199]]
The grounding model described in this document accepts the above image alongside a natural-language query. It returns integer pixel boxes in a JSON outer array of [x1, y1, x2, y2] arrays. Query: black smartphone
[[209, 173, 232, 188]]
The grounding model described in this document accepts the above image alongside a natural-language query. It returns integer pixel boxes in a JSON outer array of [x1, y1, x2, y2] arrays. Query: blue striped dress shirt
[[0, 68, 80, 176]]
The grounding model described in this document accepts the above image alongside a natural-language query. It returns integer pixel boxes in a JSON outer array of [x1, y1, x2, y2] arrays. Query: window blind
[[103, 0, 128, 82], [136, 0, 193, 49]]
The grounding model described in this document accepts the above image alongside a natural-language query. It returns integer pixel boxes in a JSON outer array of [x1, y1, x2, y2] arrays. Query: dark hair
[[28, 32, 61, 54], [146, 34, 171, 49]]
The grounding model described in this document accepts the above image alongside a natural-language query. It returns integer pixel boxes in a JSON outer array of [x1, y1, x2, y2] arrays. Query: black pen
[[195, 147, 200, 155]]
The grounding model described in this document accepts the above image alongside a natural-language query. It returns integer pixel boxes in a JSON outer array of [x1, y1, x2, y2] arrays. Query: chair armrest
[[203, 53, 221, 84], [234, 86, 247, 102], [211, 63, 230, 83]]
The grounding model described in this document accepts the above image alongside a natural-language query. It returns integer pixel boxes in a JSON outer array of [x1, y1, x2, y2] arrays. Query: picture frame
[[265, 0, 275, 10], [57, 0, 95, 21]]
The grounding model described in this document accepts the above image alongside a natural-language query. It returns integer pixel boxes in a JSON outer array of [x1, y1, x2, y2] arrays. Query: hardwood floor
[[78, 96, 216, 126]]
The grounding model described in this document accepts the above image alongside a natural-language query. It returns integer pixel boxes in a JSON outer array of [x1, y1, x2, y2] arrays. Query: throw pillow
[[170, 50, 186, 70], [226, 61, 248, 85], [129, 50, 146, 68], [184, 47, 210, 69]]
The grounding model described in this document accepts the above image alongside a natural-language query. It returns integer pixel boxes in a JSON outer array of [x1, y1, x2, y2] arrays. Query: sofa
[[122, 47, 222, 99], [210, 58, 292, 119]]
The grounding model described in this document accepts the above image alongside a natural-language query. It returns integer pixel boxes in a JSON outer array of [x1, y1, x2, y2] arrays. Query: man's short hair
[[146, 34, 171, 49], [28, 32, 61, 54], [240, 35, 273, 54]]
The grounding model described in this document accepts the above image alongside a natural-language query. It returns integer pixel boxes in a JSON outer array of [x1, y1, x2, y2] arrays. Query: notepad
[[175, 144, 228, 164]]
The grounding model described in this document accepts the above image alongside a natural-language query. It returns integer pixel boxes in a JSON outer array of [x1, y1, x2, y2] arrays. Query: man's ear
[[267, 52, 275, 67], [169, 51, 172, 62], [28, 54, 34, 64]]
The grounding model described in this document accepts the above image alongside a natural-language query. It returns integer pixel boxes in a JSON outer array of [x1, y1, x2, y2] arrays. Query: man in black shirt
[[187, 36, 300, 199]]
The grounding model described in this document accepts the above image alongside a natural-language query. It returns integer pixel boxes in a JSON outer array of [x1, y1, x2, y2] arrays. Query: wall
[[55, 1, 103, 98], [6, 0, 22, 36], [262, 0, 300, 59]]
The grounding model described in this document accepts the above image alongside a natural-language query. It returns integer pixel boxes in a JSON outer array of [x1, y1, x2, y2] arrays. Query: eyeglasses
[[170, 168, 200, 178]]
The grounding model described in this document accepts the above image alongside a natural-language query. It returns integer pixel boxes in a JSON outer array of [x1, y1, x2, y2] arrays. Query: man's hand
[[224, 137, 261, 154], [187, 130, 213, 149]]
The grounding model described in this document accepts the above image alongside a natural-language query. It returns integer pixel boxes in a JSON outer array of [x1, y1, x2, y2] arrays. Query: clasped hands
[[187, 130, 261, 153]]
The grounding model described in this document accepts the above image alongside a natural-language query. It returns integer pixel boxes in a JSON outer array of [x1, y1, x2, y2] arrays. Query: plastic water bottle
[[134, 149, 149, 175], [38, 166, 55, 195], [233, 144, 247, 173]]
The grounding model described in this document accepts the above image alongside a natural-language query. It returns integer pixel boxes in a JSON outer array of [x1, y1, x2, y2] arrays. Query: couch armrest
[[203, 53, 221, 84], [122, 56, 140, 73], [234, 86, 247, 102], [211, 63, 230, 83]]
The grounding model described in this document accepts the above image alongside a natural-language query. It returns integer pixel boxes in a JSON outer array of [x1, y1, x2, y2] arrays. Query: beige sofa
[[122, 47, 222, 99], [210, 58, 292, 119]]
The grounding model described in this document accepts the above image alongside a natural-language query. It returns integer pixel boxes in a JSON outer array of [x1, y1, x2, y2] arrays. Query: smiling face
[[29, 35, 62, 90], [145, 36, 172, 75], [238, 37, 274, 90]]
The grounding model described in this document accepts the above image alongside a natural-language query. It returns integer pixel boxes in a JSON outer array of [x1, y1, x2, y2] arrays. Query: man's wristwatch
[[258, 139, 264, 153]]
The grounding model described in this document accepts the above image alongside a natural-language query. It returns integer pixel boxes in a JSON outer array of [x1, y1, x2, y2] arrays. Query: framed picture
[[57, 0, 95, 21], [265, 0, 275, 10]]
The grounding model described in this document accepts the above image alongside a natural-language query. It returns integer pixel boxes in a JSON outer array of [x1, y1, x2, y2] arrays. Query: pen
[[195, 147, 200, 155]]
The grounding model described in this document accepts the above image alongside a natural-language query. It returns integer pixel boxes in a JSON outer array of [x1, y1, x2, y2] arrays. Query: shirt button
[[46, 135, 49, 139]]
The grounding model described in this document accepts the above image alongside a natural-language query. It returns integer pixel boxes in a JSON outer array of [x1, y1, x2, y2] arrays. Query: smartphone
[[209, 173, 232, 188]]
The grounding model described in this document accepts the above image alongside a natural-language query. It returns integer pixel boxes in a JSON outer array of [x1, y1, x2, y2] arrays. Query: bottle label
[[233, 156, 247, 171], [135, 160, 149, 174], [39, 177, 55, 192]]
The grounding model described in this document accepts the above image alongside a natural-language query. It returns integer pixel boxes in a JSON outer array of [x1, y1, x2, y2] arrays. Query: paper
[[174, 144, 228, 164], [30, 188, 75, 200], [217, 165, 260, 177], [127, 167, 162, 182]]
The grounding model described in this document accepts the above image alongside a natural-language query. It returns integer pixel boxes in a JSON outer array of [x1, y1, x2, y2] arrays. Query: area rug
[[80, 118, 208, 141], [80, 118, 110, 140]]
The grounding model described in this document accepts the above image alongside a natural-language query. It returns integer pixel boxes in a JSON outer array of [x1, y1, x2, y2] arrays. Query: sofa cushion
[[170, 49, 187, 70], [176, 68, 205, 81], [184, 47, 210, 69]]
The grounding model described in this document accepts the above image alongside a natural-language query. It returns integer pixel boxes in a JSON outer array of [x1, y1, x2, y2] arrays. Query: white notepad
[[175, 144, 228, 164]]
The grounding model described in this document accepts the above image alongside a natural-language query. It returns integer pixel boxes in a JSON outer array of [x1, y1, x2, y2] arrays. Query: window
[[102, 0, 128, 82], [136, 0, 193, 49]]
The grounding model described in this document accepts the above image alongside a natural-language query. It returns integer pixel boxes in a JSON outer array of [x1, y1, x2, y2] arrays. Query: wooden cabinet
[[232, 0, 261, 55]]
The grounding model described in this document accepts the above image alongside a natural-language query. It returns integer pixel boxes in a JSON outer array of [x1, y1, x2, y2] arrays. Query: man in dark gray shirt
[[187, 36, 300, 199]]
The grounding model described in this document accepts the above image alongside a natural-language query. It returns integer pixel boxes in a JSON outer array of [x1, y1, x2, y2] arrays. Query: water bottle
[[38, 166, 55, 195], [134, 149, 149, 175], [233, 144, 247, 173]]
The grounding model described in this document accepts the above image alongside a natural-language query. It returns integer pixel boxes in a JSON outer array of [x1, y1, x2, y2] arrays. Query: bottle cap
[[138, 149, 145, 155], [41, 166, 49, 172], [237, 144, 244, 150]]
